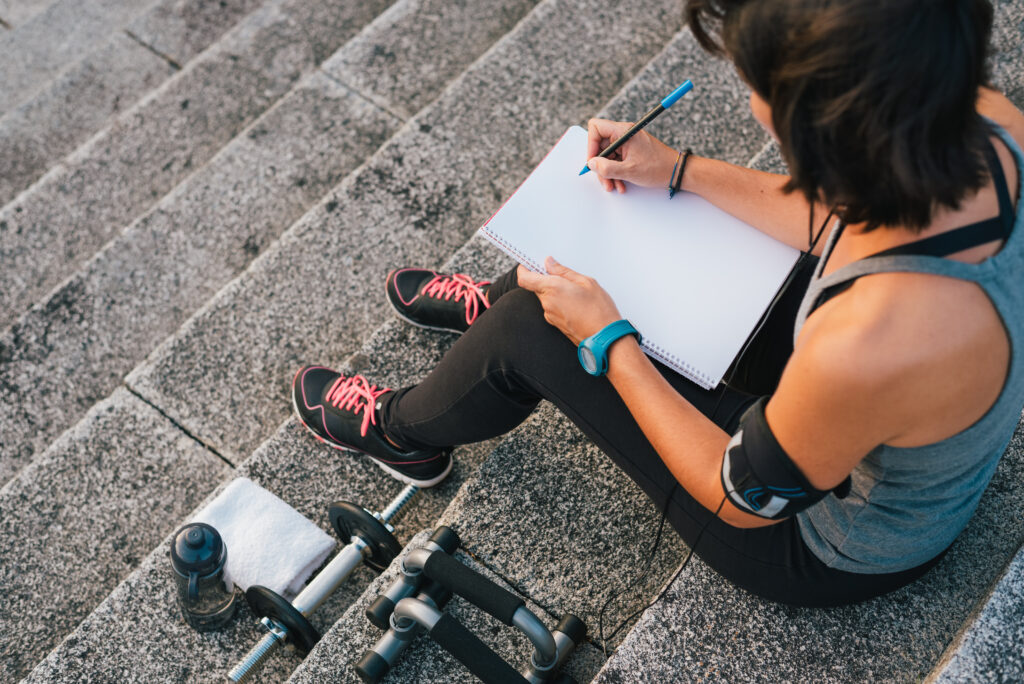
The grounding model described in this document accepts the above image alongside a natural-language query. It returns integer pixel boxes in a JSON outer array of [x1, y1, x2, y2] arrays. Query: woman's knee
[[469, 287, 573, 370]]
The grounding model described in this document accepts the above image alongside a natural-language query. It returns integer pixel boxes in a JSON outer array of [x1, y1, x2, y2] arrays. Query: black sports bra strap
[[867, 138, 1015, 260], [986, 134, 1016, 227], [867, 216, 1008, 259]]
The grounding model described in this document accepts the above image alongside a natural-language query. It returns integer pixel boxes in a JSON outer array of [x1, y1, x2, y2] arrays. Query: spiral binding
[[640, 340, 715, 389], [480, 228, 717, 389], [480, 228, 545, 273]]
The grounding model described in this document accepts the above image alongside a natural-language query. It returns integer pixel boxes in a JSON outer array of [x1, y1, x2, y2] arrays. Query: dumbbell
[[358, 534, 586, 683], [226, 484, 420, 682]]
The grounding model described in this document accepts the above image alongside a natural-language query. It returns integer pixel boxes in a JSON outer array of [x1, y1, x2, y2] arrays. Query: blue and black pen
[[579, 79, 693, 176]]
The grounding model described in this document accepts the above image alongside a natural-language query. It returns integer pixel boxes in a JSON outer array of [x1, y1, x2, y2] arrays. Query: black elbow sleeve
[[720, 398, 850, 520]]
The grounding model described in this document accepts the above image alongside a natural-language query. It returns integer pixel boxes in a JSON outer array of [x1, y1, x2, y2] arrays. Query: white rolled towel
[[192, 477, 336, 600]]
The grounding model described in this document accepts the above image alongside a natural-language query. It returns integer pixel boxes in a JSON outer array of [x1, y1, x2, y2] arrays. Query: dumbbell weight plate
[[329, 502, 402, 572], [245, 585, 321, 654]]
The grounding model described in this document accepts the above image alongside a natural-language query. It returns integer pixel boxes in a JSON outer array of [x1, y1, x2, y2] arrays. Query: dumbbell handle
[[292, 538, 368, 615], [394, 598, 528, 684], [294, 484, 418, 615]]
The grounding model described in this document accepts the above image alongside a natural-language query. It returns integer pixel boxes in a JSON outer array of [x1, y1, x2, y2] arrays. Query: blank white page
[[480, 126, 800, 388]]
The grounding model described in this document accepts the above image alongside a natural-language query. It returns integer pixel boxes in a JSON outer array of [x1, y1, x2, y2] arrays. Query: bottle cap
[[170, 523, 224, 577]]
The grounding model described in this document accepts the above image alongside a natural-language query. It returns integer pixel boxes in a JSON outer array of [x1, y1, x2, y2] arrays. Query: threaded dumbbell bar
[[226, 484, 420, 682]]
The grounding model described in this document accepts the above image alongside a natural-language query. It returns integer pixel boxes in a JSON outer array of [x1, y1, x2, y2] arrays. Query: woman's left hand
[[516, 256, 623, 345]]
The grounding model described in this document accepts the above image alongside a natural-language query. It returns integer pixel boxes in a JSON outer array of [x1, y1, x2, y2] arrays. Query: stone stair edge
[[924, 541, 1024, 683], [0, 0, 397, 334], [0, 0, 164, 114], [120, 0, 684, 465], [0, 0, 274, 207]]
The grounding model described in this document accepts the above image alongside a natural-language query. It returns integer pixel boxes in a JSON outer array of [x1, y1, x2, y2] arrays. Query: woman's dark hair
[[686, 0, 994, 232]]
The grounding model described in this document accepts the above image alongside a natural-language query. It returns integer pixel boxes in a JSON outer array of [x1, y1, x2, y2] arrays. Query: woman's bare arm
[[681, 155, 833, 254], [585, 119, 832, 254]]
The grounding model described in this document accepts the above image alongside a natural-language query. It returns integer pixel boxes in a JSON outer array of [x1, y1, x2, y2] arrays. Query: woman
[[291, 0, 1024, 606]]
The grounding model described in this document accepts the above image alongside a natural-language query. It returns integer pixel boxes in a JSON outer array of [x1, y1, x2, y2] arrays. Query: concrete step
[[22, 409, 500, 683], [0, 0, 540, 490], [0, 0, 53, 28], [0, 0, 393, 333], [0, 0, 159, 113], [0, 69, 398, 487], [927, 544, 1024, 683], [0, 0, 561, 674], [0, 387, 231, 681], [992, 0, 1024, 107], [288, 530, 607, 683], [126, 0, 685, 466], [0, 0, 268, 207]]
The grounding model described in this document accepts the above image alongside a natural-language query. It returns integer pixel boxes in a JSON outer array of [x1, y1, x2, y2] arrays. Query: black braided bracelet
[[670, 148, 693, 199], [667, 150, 683, 199]]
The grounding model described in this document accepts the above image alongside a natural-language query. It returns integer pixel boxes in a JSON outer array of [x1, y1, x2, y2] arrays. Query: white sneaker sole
[[291, 390, 453, 488]]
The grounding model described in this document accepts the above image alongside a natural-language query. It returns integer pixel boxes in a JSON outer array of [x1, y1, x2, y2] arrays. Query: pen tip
[[578, 166, 590, 176]]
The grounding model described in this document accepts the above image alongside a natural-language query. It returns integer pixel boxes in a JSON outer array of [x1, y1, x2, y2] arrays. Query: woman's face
[[749, 90, 776, 140]]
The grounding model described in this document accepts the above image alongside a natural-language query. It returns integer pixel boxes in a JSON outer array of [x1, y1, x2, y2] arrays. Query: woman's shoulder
[[797, 271, 1009, 447], [979, 88, 1024, 144]]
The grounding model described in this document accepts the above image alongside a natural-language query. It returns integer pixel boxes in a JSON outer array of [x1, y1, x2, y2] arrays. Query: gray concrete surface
[[289, 530, 607, 683], [128, 0, 684, 465], [928, 545, 1024, 684], [0, 0, 392, 333], [0, 0, 158, 113], [593, 425, 1024, 683], [0, 0, 52, 27], [0, 71, 397, 486], [0, 35, 175, 206], [0, 388, 230, 681], [126, 0, 267, 66], [434, 406, 688, 653], [992, 0, 1024, 109], [0, 0, 270, 207], [322, 0, 539, 120]]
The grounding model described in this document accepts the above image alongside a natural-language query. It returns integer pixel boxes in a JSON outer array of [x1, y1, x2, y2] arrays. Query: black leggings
[[378, 265, 943, 607]]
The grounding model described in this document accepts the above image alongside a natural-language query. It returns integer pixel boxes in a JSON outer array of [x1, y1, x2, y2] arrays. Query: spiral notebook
[[479, 125, 800, 389]]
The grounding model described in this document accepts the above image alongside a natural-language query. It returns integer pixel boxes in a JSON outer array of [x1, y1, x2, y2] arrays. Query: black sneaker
[[292, 365, 452, 487], [386, 268, 491, 334]]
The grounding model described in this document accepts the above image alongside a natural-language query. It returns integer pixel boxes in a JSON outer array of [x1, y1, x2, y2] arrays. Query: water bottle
[[170, 522, 237, 631]]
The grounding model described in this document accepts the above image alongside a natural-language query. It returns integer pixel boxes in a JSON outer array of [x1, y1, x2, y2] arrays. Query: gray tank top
[[792, 121, 1024, 574]]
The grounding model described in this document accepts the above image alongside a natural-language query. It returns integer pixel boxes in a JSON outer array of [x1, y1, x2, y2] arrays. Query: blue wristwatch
[[577, 319, 640, 376]]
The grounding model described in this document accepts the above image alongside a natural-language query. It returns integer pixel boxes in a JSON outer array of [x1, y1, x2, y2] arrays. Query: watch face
[[580, 346, 598, 374]]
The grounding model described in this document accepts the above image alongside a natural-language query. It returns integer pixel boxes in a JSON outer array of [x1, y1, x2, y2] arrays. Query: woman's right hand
[[586, 118, 680, 193]]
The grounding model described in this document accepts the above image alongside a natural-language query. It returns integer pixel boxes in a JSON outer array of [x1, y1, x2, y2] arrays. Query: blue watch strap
[[578, 319, 639, 376]]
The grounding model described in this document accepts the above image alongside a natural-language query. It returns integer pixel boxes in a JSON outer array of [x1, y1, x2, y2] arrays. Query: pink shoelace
[[421, 273, 491, 326], [325, 374, 392, 437]]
